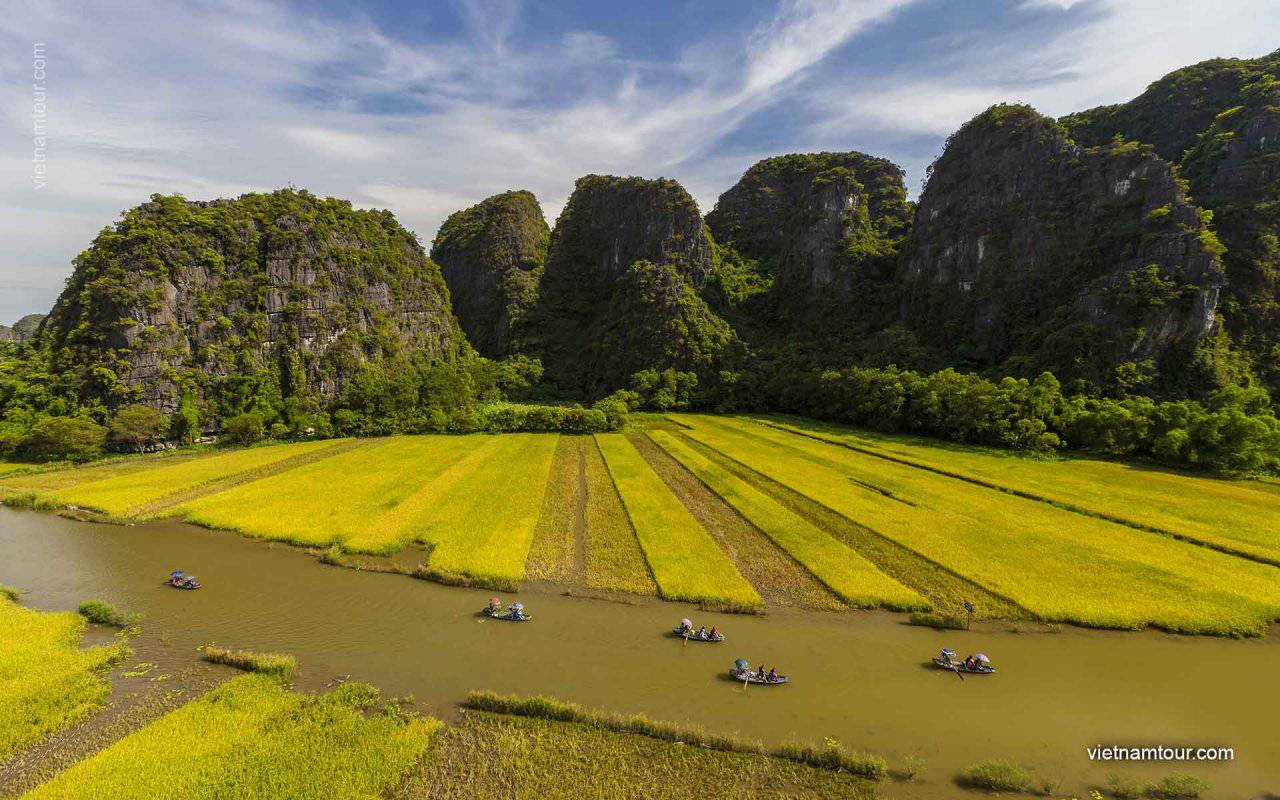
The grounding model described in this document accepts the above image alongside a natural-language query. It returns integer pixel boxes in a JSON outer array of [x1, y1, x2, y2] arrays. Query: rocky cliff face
[[707, 152, 911, 297], [900, 104, 1225, 393], [43, 190, 466, 414], [0, 314, 45, 344], [429, 190, 548, 358], [1062, 50, 1280, 391], [526, 174, 728, 397]]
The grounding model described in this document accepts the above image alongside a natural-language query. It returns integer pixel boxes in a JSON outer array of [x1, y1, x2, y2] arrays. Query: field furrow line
[[631, 432, 843, 611], [754, 417, 1280, 569]]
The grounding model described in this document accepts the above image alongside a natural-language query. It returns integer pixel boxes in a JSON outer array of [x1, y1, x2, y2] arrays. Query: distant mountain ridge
[[14, 48, 1280, 419]]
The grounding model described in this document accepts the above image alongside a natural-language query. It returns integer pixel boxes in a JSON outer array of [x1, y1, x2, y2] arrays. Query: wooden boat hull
[[673, 628, 724, 642], [729, 668, 788, 685], [932, 657, 994, 674], [482, 609, 532, 622]]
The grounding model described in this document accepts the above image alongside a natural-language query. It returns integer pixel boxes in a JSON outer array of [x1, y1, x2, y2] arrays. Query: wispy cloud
[[1, 0, 1278, 322]]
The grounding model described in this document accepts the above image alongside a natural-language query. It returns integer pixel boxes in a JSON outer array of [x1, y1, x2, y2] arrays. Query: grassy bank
[[21, 674, 438, 800], [396, 708, 875, 800], [463, 691, 887, 780], [0, 594, 129, 761]]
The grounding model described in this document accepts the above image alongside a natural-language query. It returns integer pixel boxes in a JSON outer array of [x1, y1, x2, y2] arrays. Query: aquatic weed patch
[[596, 434, 761, 610]]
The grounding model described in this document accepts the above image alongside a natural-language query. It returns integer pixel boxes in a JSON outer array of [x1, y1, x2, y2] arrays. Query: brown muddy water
[[1, 506, 1276, 799]]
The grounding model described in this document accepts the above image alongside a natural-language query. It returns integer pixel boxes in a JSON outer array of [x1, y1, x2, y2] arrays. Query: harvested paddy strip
[[50, 440, 346, 518], [0, 595, 129, 761], [582, 437, 657, 595], [650, 431, 926, 612], [756, 416, 1280, 566], [174, 437, 473, 550], [677, 416, 1280, 634], [596, 434, 761, 611], [632, 432, 842, 610], [19, 674, 438, 800], [667, 431, 1011, 617], [524, 436, 587, 583], [396, 711, 873, 800], [417, 435, 559, 589]]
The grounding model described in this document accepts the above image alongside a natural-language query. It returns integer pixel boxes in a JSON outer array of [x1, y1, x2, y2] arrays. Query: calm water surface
[[1, 506, 1275, 798]]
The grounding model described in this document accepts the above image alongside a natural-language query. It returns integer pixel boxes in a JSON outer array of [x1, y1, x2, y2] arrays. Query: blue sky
[[2, 0, 1279, 321]]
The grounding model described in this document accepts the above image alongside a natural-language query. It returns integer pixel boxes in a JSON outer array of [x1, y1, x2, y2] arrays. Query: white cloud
[[2, 0, 1279, 323]]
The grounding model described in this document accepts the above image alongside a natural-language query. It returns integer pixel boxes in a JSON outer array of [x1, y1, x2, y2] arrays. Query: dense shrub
[[77, 599, 139, 628], [476, 403, 621, 433], [108, 404, 168, 450], [957, 760, 1034, 792], [222, 412, 266, 444], [16, 416, 107, 461]]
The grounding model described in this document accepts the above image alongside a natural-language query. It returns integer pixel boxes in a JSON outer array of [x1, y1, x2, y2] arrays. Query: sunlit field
[[759, 416, 1280, 565], [649, 431, 926, 611], [596, 434, 761, 610], [0, 594, 128, 760], [50, 440, 344, 518], [671, 415, 1280, 634], [176, 436, 483, 551], [20, 674, 438, 800]]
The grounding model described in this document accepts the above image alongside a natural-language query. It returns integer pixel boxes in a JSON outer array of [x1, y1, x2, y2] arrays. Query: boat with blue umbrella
[[729, 657, 788, 685], [166, 569, 201, 590]]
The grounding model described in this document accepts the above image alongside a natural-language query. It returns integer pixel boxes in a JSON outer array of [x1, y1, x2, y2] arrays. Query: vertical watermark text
[[32, 42, 48, 190]]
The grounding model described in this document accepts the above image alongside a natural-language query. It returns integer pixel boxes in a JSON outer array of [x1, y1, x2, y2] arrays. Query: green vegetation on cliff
[[430, 190, 549, 358]]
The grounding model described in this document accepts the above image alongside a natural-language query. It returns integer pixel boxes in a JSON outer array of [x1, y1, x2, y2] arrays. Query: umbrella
[[734, 658, 750, 671], [941, 648, 956, 658], [511, 602, 524, 610], [975, 653, 990, 663], [680, 618, 692, 629]]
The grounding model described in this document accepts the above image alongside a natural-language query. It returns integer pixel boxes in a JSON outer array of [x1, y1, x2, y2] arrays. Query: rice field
[[20, 674, 439, 800], [596, 434, 761, 610], [415, 435, 558, 588], [46, 440, 344, 518], [758, 416, 1280, 565], [176, 436, 488, 551], [672, 415, 1280, 635], [581, 438, 657, 595], [649, 431, 927, 611], [0, 594, 129, 761]]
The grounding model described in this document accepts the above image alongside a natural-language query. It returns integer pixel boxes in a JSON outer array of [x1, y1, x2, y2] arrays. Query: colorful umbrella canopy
[[941, 648, 956, 658], [975, 653, 990, 663], [734, 658, 750, 670], [680, 618, 692, 629]]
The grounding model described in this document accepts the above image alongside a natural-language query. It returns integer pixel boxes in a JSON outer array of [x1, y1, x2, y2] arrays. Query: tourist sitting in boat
[[509, 602, 525, 620], [757, 665, 767, 680], [964, 655, 976, 671], [708, 626, 718, 639], [696, 625, 707, 639], [488, 597, 503, 613], [767, 667, 778, 683]]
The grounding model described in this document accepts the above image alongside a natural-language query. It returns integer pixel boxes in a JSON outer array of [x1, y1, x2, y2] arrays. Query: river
[[1, 506, 1275, 798]]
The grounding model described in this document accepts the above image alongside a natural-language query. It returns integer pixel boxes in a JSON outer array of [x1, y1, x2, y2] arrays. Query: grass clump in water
[[958, 760, 1035, 792], [0, 584, 22, 601], [775, 738, 888, 780], [76, 599, 139, 628], [201, 647, 296, 679], [908, 611, 968, 629], [1146, 773, 1209, 798]]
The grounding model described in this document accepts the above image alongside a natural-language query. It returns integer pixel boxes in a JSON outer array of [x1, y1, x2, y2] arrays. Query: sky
[[2, 0, 1278, 322]]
